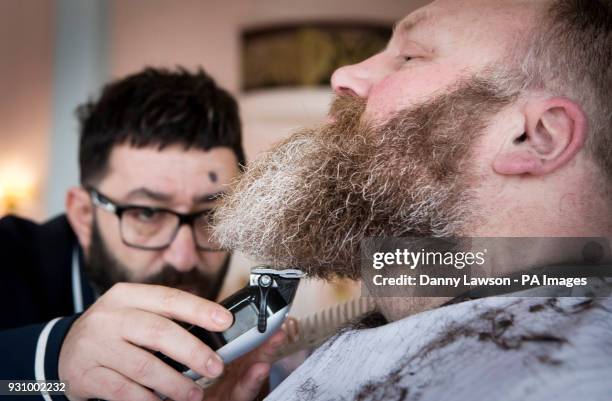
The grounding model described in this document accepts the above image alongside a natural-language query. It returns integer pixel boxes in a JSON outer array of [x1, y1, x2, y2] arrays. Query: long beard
[[214, 76, 517, 280]]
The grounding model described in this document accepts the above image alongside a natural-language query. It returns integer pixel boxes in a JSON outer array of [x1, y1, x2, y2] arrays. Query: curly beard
[[213, 76, 518, 280]]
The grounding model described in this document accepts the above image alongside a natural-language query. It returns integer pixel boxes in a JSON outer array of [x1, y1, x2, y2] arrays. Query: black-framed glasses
[[88, 187, 223, 251]]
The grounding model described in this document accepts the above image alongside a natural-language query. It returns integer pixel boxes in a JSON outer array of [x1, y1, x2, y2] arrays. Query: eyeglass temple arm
[[91, 191, 118, 214]]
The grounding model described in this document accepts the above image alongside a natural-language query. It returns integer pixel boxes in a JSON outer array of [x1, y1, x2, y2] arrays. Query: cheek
[[364, 64, 466, 121], [199, 251, 229, 274], [96, 214, 163, 278], [96, 213, 123, 251], [122, 251, 164, 281]]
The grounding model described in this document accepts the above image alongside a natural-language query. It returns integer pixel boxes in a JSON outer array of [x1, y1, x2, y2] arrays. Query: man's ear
[[66, 187, 94, 251], [493, 97, 587, 176]]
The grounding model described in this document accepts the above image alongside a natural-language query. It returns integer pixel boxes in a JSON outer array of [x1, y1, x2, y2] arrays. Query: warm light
[[0, 163, 36, 214]]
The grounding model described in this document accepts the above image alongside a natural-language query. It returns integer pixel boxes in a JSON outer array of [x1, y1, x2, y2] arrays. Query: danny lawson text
[[373, 274, 588, 288]]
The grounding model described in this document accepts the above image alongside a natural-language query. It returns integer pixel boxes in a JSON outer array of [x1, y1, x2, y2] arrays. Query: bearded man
[[214, 0, 612, 399], [0, 68, 284, 401]]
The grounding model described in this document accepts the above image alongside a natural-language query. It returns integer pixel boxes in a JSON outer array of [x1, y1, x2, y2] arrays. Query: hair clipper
[[155, 267, 305, 393]]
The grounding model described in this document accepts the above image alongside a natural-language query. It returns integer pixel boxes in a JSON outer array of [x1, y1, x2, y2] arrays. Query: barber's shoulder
[[0, 214, 73, 273], [0, 214, 38, 243], [35, 214, 75, 242], [0, 214, 74, 247]]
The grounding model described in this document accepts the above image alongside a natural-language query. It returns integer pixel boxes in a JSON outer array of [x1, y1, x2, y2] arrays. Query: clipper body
[[156, 268, 305, 384]]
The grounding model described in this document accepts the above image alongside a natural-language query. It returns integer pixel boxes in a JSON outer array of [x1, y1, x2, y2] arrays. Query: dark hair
[[76, 67, 246, 185]]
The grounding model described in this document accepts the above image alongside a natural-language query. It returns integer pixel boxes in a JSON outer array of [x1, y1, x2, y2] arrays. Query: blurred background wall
[[0, 0, 429, 219], [0, 0, 428, 316], [0, 0, 54, 219]]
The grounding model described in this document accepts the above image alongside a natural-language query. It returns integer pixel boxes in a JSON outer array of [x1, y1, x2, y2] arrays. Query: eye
[[396, 55, 415, 67], [135, 208, 159, 222]]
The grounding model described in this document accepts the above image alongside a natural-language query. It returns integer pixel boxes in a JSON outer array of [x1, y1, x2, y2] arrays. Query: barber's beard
[[214, 76, 518, 280], [85, 218, 228, 299]]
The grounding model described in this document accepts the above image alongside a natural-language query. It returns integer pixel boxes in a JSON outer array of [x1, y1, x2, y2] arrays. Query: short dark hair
[[76, 67, 246, 185]]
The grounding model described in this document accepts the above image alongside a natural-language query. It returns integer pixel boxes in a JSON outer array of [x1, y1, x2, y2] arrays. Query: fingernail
[[212, 310, 232, 326], [206, 356, 223, 377], [188, 386, 203, 401]]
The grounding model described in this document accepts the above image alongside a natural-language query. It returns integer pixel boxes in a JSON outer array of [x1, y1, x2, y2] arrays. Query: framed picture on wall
[[242, 22, 392, 91]]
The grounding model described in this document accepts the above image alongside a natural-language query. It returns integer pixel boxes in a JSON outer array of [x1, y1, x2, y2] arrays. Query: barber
[[0, 67, 284, 401]]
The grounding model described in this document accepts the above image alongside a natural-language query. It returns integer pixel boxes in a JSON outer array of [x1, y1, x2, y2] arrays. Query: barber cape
[[267, 287, 612, 401]]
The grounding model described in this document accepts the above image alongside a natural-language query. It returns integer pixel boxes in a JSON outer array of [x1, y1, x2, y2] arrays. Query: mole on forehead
[[208, 171, 218, 183]]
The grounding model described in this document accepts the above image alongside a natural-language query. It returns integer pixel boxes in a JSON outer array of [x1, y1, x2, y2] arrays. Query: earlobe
[[493, 97, 587, 176], [65, 187, 94, 250]]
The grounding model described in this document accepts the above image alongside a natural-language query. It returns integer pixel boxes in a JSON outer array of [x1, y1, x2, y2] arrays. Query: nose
[[162, 225, 199, 272], [331, 53, 387, 98]]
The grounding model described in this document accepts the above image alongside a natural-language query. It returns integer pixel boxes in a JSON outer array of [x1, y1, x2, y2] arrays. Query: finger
[[99, 341, 204, 401], [228, 362, 270, 401], [227, 329, 286, 382], [80, 366, 160, 401], [120, 309, 224, 379], [282, 317, 300, 343], [106, 283, 233, 331], [254, 330, 287, 363]]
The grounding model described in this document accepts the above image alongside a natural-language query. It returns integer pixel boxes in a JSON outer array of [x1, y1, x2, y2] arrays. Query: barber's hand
[[199, 329, 287, 401], [58, 283, 233, 401]]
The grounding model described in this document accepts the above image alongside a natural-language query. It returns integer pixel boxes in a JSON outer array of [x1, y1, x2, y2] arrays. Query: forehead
[[100, 144, 240, 203], [394, 0, 543, 53]]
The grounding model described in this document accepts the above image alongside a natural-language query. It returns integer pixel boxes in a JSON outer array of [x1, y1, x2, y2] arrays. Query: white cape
[[268, 292, 612, 401]]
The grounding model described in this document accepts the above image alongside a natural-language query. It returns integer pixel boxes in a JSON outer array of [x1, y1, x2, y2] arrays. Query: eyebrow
[[124, 187, 226, 204], [124, 187, 172, 202]]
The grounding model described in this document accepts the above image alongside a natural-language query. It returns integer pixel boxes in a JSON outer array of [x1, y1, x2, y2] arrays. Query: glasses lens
[[120, 208, 179, 249], [194, 212, 222, 251]]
